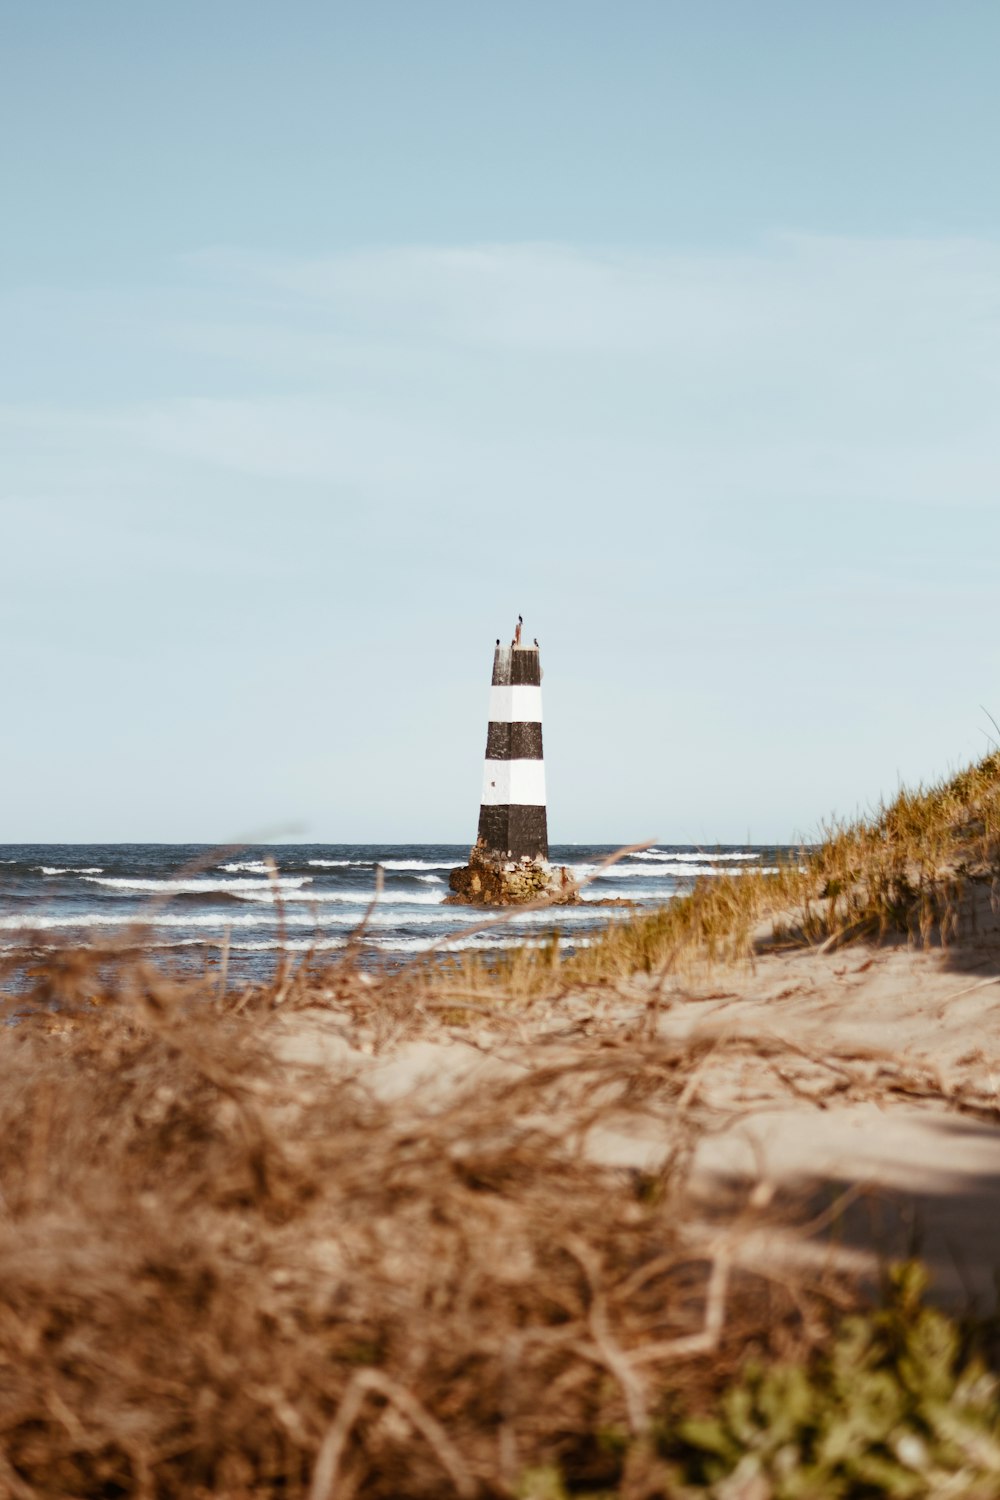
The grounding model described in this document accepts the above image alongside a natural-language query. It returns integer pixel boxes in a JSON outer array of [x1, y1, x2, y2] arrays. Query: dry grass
[[555, 749, 1000, 987], [0, 942, 862, 1500], [4, 751, 1000, 1494]]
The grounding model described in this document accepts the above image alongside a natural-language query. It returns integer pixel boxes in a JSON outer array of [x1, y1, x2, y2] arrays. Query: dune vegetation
[[462, 748, 1000, 1002], [3, 752, 1000, 1497]]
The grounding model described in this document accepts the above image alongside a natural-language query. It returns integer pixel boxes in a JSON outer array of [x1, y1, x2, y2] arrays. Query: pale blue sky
[[3, 3, 999, 843]]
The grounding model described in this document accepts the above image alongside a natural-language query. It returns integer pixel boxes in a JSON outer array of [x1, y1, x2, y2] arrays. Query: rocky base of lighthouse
[[446, 854, 580, 907]]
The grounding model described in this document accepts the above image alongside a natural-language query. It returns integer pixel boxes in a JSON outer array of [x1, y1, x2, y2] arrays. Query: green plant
[[671, 1262, 1000, 1497]]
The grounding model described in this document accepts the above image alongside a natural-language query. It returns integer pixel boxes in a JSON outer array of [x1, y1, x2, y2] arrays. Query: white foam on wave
[[219, 860, 272, 874], [84, 875, 312, 894], [308, 858, 457, 873], [222, 932, 606, 956], [369, 933, 597, 953], [584, 862, 761, 880], [36, 866, 104, 876], [307, 858, 369, 868], [154, 938, 210, 948], [0, 911, 298, 932], [415, 873, 445, 884], [235, 889, 369, 905], [496, 905, 625, 925], [595, 861, 787, 881], [368, 935, 539, 953], [217, 938, 349, 954], [235, 887, 445, 906], [621, 862, 730, 878], [334, 906, 618, 929], [374, 888, 447, 905], [310, 859, 455, 874], [2, 929, 600, 957], [638, 850, 760, 863], [0, 901, 623, 937], [253, 906, 479, 928], [580, 888, 675, 903], [0, 907, 459, 934], [379, 860, 457, 872]]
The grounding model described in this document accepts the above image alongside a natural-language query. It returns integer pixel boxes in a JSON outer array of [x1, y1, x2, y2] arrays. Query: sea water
[[0, 843, 791, 980]]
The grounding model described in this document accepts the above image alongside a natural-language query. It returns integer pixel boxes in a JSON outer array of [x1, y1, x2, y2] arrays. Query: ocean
[[0, 843, 789, 980]]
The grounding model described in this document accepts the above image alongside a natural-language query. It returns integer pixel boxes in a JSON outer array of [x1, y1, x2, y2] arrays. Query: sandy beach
[[272, 880, 1000, 1311]]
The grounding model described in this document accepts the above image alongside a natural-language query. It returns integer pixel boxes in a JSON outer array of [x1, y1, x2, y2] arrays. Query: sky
[[2, 2, 999, 844]]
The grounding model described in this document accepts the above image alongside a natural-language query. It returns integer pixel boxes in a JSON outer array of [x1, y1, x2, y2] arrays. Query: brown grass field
[[5, 752, 1000, 1497]]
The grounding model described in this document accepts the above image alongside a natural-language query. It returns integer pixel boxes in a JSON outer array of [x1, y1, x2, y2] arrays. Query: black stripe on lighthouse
[[493, 649, 542, 688], [485, 722, 544, 760], [475, 642, 549, 865]]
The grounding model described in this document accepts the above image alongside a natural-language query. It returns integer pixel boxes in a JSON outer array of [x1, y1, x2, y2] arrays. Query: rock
[[445, 857, 580, 907]]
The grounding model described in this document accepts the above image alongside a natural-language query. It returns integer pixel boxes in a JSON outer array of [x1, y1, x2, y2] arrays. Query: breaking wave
[[638, 850, 761, 863], [234, 888, 445, 906], [378, 860, 457, 872], [83, 876, 312, 894], [307, 859, 370, 868]]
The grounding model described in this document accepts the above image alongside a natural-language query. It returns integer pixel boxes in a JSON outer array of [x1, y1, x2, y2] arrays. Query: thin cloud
[[4, 234, 998, 509]]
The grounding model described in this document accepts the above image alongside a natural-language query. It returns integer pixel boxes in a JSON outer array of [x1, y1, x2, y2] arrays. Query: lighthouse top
[[491, 642, 541, 688]]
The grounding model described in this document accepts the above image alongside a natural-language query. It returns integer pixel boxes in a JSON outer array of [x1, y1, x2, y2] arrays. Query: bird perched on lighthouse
[[514, 614, 523, 647]]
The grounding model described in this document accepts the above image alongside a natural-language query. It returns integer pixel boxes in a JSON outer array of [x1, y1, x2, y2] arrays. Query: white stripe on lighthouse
[[488, 685, 543, 724], [480, 759, 547, 807]]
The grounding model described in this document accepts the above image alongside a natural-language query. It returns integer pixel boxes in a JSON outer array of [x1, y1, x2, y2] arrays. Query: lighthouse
[[477, 636, 548, 863], [448, 622, 576, 906]]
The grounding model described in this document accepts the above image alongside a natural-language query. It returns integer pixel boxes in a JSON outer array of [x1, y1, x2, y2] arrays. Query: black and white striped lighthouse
[[476, 637, 547, 864], [449, 621, 575, 905]]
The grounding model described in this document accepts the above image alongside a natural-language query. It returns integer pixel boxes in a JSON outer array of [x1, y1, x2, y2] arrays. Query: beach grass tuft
[[561, 749, 1000, 985]]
